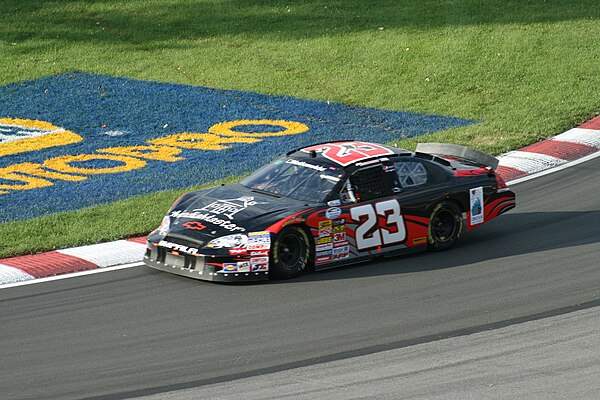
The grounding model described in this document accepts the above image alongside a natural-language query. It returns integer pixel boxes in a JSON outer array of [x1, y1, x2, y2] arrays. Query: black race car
[[144, 141, 515, 281]]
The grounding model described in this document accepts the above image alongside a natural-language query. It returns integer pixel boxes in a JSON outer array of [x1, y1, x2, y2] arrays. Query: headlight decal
[[206, 234, 248, 249]]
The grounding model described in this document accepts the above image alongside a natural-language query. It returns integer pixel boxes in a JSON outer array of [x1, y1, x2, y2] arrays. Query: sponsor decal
[[325, 207, 342, 220], [318, 227, 332, 237], [327, 199, 341, 207], [247, 231, 271, 251], [332, 224, 345, 233], [250, 256, 269, 264], [317, 236, 332, 245], [229, 247, 248, 256], [315, 248, 333, 264], [315, 249, 332, 264], [237, 261, 251, 273], [197, 196, 267, 220], [182, 221, 206, 231], [333, 245, 350, 254], [412, 237, 428, 245], [332, 245, 350, 260], [315, 255, 332, 264], [251, 263, 268, 272], [221, 263, 238, 273], [219, 261, 252, 273], [0, 73, 473, 223], [333, 218, 346, 226], [170, 210, 246, 232], [250, 253, 269, 272], [470, 186, 484, 225], [316, 250, 332, 257], [250, 250, 269, 256], [285, 158, 326, 172], [158, 240, 199, 255], [333, 232, 346, 243], [316, 243, 333, 252], [318, 220, 333, 229]]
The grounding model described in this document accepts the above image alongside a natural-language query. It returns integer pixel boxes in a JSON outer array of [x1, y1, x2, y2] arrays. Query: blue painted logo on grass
[[0, 73, 475, 223]]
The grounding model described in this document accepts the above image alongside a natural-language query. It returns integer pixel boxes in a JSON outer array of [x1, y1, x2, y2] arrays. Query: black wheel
[[428, 201, 463, 251], [271, 226, 311, 279]]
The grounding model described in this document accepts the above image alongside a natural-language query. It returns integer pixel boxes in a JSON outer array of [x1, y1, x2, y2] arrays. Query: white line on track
[[1, 150, 598, 290], [0, 261, 144, 290]]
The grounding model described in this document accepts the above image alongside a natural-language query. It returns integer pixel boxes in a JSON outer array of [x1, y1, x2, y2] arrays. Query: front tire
[[428, 201, 463, 251], [271, 226, 311, 279]]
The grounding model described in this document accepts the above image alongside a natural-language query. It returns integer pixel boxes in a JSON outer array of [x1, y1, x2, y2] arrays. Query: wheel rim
[[277, 234, 302, 267], [431, 209, 456, 243]]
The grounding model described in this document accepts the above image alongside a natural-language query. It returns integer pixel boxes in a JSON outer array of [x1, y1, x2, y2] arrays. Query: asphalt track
[[1, 157, 599, 400]]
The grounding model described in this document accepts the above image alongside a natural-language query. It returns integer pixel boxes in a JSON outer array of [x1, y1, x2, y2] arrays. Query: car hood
[[162, 184, 310, 242]]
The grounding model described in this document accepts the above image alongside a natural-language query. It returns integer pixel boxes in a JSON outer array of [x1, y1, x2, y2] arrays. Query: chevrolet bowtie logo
[[182, 221, 206, 231]]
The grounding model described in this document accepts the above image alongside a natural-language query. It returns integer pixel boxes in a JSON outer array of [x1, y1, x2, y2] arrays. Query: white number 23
[[351, 199, 406, 251]]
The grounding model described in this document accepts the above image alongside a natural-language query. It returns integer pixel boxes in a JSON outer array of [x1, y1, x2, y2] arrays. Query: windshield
[[240, 158, 343, 202]]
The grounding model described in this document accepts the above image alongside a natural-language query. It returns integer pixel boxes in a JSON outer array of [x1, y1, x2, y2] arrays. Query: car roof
[[287, 140, 412, 169]]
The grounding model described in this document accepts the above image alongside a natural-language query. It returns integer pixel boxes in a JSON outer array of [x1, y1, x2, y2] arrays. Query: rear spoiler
[[415, 143, 499, 170]]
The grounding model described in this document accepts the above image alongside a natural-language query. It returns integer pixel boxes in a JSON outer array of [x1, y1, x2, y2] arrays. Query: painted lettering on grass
[[0, 119, 308, 195]]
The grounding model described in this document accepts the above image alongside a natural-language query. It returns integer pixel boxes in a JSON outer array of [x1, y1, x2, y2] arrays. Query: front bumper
[[143, 244, 269, 282]]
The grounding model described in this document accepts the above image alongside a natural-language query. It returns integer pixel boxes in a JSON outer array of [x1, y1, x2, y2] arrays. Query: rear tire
[[271, 226, 311, 279], [428, 201, 463, 251]]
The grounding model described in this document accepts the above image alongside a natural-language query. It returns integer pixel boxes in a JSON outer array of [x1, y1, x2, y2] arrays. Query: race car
[[144, 141, 515, 282]]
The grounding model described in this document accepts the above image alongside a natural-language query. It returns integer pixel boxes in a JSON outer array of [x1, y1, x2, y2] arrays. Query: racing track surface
[[1, 157, 599, 400]]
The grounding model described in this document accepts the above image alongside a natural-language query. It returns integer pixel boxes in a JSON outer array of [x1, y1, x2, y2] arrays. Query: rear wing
[[415, 143, 499, 170]]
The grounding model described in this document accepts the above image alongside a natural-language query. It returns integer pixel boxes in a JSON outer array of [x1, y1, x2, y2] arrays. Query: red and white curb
[[496, 116, 600, 181], [1, 115, 599, 286], [0, 238, 147, 285]]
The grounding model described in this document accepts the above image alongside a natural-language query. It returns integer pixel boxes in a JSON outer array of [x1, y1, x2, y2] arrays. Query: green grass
[[1, 0, 599, 257], [0, 175, 243, 258]]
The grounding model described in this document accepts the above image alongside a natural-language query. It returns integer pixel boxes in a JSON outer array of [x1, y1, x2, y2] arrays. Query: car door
[[313, 158, 449, 269], [337, 162, 409, 257], [341, 158, 451, 256]]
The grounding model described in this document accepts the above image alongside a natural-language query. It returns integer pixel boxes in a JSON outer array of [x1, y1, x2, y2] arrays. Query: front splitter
[[143, 256, 269, 282]]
